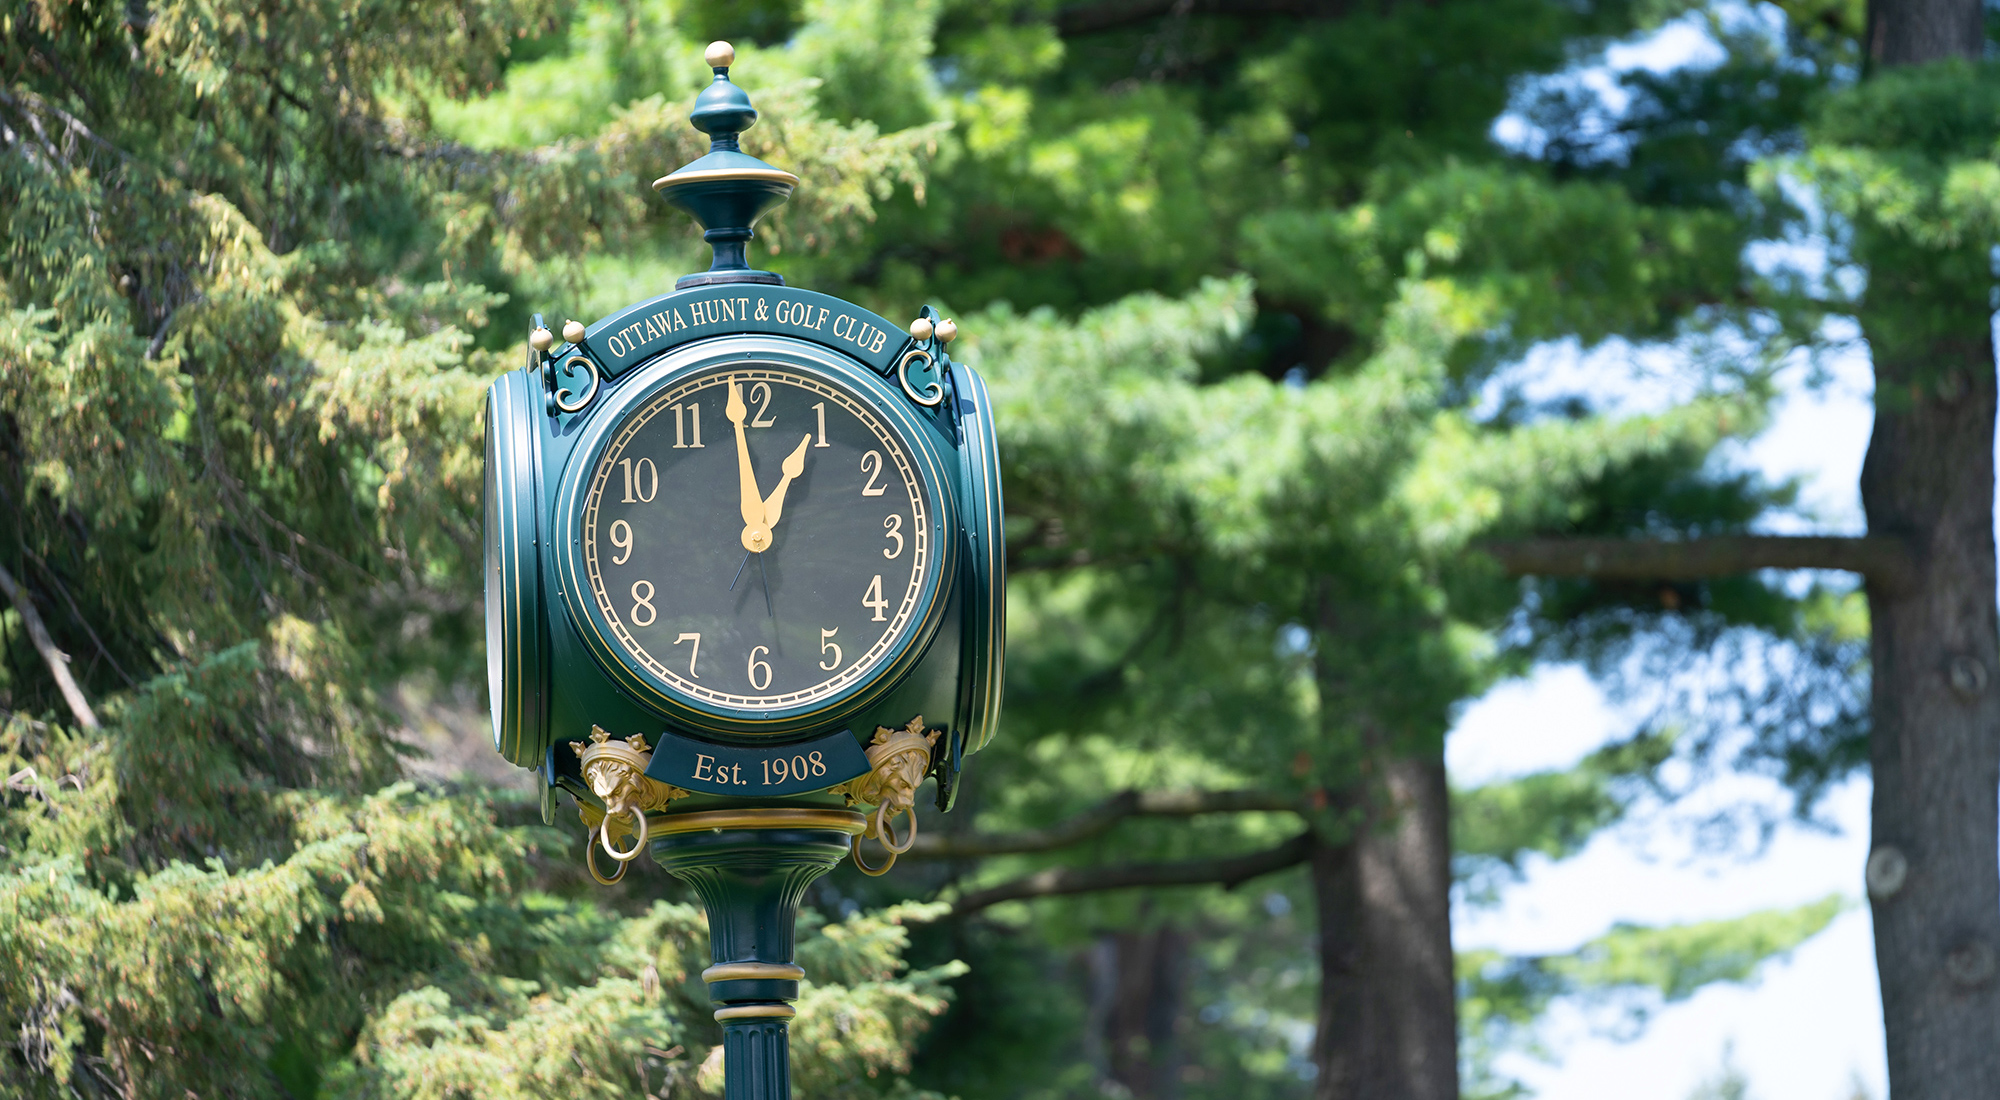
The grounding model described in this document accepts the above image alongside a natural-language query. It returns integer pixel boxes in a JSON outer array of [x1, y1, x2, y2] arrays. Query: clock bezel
[[551, 335, 957, 739], [484, 368, 551, 768], [951, 359, 1006, 757]]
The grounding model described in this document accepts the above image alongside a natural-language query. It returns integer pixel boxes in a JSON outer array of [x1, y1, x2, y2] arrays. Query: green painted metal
[[479, 41, 1003, 1100], [656, 46, 792, 287], [547, 335, 960, 739], [653, 821, 852, 1100], [485, 297, 1000, 813]]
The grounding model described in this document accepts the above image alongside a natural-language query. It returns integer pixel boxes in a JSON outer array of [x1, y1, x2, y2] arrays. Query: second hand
[[728, 549, 775, 618]]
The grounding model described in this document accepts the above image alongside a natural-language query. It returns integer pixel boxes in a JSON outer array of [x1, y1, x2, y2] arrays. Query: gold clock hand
[[760, 435, 813, 530], [725, 380, 771, 551]]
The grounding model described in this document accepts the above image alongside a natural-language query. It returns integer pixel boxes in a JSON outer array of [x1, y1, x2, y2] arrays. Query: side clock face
[[573, 362, 937, 726]]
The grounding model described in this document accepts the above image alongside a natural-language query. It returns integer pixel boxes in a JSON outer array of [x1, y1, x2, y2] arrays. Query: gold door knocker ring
[[600, 802, 650, 862], [571, 726, 690, 885], [584, 820, 629, 885], [837, 716, 941, 876]]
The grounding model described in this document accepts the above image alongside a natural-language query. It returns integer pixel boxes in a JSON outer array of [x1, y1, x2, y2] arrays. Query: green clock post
[[481, 40, 1003, 1100]]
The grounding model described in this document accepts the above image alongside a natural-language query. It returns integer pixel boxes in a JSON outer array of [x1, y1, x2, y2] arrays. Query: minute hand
[[725, 380, 766, 530], [761, 436, 813, 529]]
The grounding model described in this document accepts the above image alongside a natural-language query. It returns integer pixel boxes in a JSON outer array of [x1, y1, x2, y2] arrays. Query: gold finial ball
[[910, 317, 934, 342], [935, 318, 958, 344], [705, 41, 735, 68], [529, 327, 554, 352], [563, 319, 586, 344]]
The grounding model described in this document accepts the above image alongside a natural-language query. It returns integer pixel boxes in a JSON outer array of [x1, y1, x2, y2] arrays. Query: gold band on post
[[704, 962, 806, 982], [652, 168, 802, 190], [714, 1004, 797, 1022], [647, 808, 867, 836]]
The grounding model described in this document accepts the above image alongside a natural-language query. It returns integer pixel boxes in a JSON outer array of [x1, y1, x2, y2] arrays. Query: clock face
[[574, 363, 934, 721]]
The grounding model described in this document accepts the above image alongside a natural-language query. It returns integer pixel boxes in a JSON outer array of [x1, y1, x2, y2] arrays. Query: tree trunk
[[1858, 3, 2000, 1097], [1084, 924, 1191, 1100], [1864, 0, 1982, 67], [1860, 281, 2000, 1095], [1311, 754, 1459, 1100]]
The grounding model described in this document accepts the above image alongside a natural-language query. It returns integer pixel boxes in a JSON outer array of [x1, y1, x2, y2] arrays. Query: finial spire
[[653, 40, 799, 289]]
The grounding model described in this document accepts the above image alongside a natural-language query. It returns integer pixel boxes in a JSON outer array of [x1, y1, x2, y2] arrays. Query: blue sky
[[1449, 341, 1883, 1099], [1449, 11, 1901, 1096]]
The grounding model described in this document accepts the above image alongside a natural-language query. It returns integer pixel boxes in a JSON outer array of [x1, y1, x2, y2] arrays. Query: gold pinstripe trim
[[704, 963, 806, 982], [653, 167, 801, 190], [648, 808, 866, 835], [714, 1004, 796, 1022]]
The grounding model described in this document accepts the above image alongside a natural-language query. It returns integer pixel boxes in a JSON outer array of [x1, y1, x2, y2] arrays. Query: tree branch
[[951, 832, 1315, 914], [1481, 535, 1918, 593], [0, 562, 98, 729], [909, 788, 1304, 859], [25, 548, 138, 687]]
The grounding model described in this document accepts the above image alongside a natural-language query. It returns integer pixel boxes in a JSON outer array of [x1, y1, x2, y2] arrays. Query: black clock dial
[[578, 365, 930, 714]]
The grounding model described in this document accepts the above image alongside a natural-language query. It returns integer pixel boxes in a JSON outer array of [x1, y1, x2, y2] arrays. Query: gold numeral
[[860, 450, 886, 496], [819, 627, 843, 671], [862, 574, 887, 622], [610, 519, 634, 565], [747, 645, 773, 690], [630, 579, 657, 626], [812, 401, 829, 447], [882, 514, 903, 559], [749, 381, 776, 427], [619, 457, 658, 502], [671, 402, 704, 448], [675, 632, 701, 677]]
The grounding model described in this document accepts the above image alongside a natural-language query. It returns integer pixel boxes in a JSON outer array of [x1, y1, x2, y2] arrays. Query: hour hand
[[761, 435, 813, 529]]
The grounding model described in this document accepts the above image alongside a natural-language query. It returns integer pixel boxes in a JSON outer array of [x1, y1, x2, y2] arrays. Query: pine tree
[[5, 0, 1947, 1098], [1, 2, 955, 1095]]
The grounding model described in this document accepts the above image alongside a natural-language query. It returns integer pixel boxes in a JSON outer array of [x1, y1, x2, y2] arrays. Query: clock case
[[484, 288, 1002, 819]]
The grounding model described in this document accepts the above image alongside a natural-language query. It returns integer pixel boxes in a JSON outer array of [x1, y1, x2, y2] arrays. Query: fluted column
[[721, 1017, 792, 1100]]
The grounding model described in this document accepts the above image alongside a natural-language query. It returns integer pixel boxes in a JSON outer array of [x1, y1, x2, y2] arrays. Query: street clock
[[481, 42, 1003, 890]]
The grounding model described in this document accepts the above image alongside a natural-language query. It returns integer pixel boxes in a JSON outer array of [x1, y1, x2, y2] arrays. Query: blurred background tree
[[4, 0, 1991, 1098]]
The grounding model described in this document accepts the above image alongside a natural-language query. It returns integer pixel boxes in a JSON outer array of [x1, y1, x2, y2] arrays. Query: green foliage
[[1458, 896, 1847, 1097], [1771, 60, 2000, 374], [2, 0, 1887, 1096], [1453, 731, 1675, 903], [1, 0, 957, 1095], [2, 700, 957, 1097], [1556, 894, 1848, 1001]]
